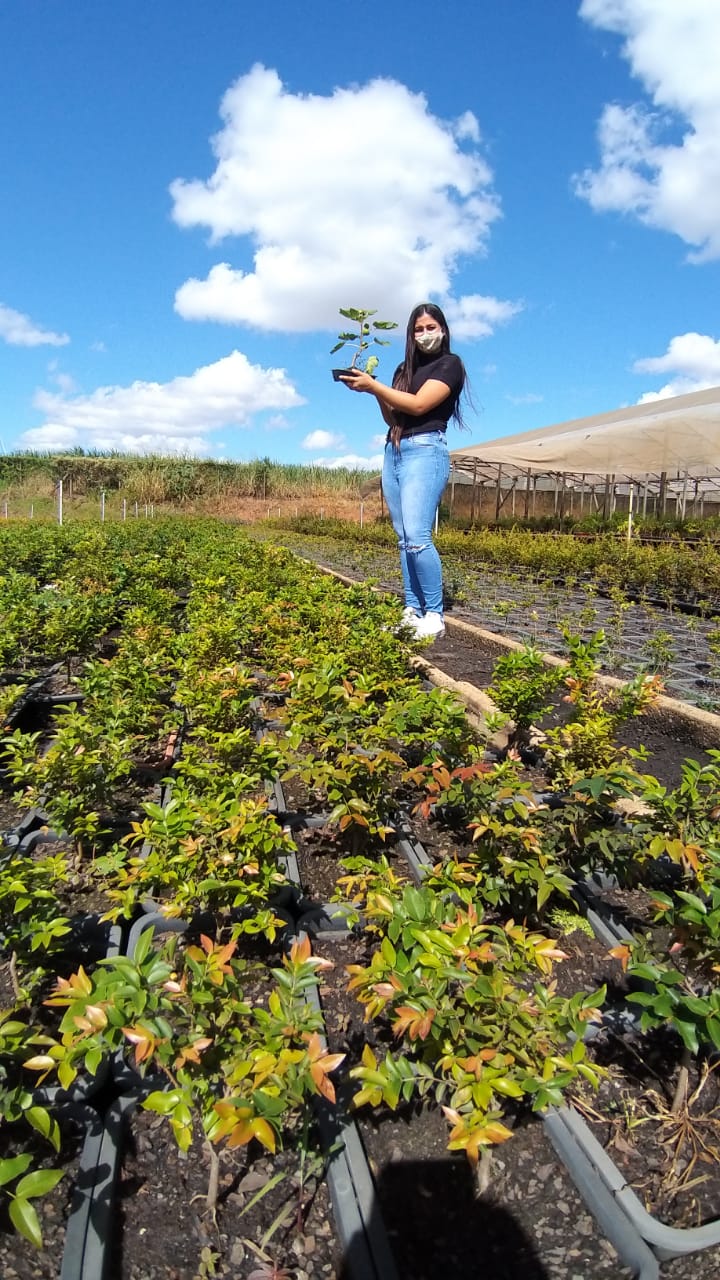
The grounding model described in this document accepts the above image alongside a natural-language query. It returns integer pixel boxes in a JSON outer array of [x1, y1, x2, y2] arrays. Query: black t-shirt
[[390, 352, 464, 439]]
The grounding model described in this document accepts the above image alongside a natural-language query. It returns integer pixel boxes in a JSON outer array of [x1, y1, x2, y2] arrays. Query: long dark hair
[[393, 302, 468, 429]]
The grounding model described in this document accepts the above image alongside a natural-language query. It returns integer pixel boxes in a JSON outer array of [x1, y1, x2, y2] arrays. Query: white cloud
[[576, 0, 720, 260], [442, 294, 523, 341], [633, 331, 720, 400], [0, 303, 69, 347], [312, 452, 384, 471], [47, 362, 78, 394], [505, 392, 544, 405], [171, 65, 518, 339], [22, 351, 304, 455], [302, 429, 345, 450]]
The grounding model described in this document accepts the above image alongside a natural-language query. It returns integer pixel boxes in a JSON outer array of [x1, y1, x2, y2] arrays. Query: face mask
[[415, 330, 443, 354]]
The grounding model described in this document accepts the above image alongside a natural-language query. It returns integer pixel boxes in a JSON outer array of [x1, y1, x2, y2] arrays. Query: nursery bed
[[315, 930, 634, 1279], [110, 1107, 342, 1280], [257, 528, 720, 715]]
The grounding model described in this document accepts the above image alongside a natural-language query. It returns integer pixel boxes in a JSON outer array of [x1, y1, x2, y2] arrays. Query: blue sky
[[1, 0, 720, 469]]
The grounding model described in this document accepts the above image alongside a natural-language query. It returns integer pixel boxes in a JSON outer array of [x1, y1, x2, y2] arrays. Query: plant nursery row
[[256, 522, 720, 712], [1, 518, 719, 1279]]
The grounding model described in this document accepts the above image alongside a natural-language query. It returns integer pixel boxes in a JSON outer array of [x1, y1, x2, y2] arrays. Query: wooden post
[[659, 471, 668, 517], [523, 469, 531, 519], [449, 470, 456, 519], [469, 461, 478, 524], [494, 463, 503, 522], [626, 483, 634, 544], [122, 499, 127, 521], [57, 479, 63, 526], [100, 490, 105, 523], [679, 471, 688, 520]]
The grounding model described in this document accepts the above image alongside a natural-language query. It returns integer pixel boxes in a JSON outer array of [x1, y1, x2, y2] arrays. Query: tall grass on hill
[[0, 452, 378, 504]]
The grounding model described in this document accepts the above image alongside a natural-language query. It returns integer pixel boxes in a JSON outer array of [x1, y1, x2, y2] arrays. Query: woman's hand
[[339, 370, 376, 393]]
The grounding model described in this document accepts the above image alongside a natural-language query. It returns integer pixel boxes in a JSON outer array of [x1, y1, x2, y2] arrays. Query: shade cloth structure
[[450, 385, 720, 485]]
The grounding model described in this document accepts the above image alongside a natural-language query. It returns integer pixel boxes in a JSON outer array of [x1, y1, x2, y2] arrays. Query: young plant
[[487, 645, 567, 744], [346, 884, 605, 1161], [542, 632, 662, 786], [29, 931, 343, 1208], [0, 1154, 63, 1249], [96, 781, 294, 923], [330, 307, 398, 376]]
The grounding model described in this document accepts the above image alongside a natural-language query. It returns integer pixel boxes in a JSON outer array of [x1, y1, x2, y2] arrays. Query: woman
[[341, 302, 466, 640]]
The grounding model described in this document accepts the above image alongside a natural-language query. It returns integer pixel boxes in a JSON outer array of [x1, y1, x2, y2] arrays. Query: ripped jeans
[[382, 432, 450, 614]]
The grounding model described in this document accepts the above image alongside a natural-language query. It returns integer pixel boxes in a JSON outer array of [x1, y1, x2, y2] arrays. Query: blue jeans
[[382, 432, 450, 614]]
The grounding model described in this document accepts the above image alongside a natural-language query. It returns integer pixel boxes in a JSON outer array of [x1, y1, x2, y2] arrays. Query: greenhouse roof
[[450, 384, 720, 490]]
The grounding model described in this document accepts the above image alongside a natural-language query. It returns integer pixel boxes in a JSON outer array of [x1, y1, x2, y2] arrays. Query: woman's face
[[413, 312, 443, 341], [413, 312, 445, 354]]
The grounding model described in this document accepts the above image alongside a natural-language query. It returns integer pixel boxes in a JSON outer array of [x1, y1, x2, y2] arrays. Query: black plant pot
[[332, 368, 360, 382]]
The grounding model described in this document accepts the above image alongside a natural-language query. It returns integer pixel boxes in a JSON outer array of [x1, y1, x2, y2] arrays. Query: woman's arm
[[340, 369, 451, 417]]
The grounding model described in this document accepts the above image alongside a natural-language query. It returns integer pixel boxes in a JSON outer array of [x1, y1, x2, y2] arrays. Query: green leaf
[[25, 1107, 61, 1153], [673, 1018, 700, 1054], [0, 1154, 33, 1186], [16, 1169, 64, 1199], [9, 1196, 43, 1248], [705, 1018, 720, 1051]]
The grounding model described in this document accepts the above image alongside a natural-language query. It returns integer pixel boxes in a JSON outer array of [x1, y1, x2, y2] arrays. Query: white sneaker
[[413, 611, 445, 640], [400, 606, 421, 626], [386, 606, 420, 636]]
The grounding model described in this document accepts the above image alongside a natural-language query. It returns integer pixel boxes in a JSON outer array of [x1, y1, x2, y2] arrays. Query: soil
[[260, 527, 720, 719], [111, 1107, 342, 1280], [424, 625, 717, 790], [314, 931, 635, 1279], [292, 823, 409, 905], [0, 1109, 89, 1280], [580, 1032, 720, 1226], [4, 539, 720, 1278]]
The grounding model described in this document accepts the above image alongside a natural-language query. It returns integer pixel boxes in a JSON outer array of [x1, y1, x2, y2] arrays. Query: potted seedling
[[330, 307, 397, 382]]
